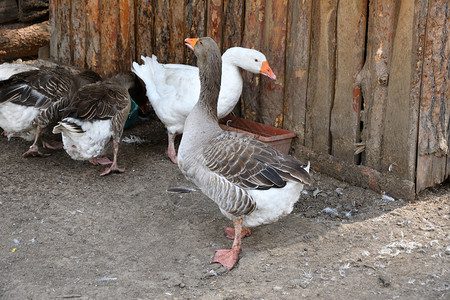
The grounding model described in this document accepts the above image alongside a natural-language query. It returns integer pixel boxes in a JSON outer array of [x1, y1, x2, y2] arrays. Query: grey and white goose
[[178, 37, 311, 270], [0, 66, 101, 156], [53, 73, 134, 176]]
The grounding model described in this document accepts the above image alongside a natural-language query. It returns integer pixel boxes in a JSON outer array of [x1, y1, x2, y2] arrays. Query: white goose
[[53, 73, 135, 176], [0, 66, 101, 156], [132, 47, 276, 164], [178, 37, 311, 270]]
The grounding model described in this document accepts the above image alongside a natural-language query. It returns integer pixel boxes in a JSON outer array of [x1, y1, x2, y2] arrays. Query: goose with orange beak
[[132, 38, 276, 164], [178, 37, 311, 270]]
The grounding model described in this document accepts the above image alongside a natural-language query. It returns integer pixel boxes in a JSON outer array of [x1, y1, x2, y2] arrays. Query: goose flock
[[0, 38, 311, 270]]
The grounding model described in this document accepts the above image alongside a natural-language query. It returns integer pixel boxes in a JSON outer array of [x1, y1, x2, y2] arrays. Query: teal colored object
[[124, 98, 139, 129]]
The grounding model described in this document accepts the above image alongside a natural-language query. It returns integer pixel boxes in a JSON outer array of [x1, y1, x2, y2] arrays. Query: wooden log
[[18, 0, 49, 22], [296, 145, 416, 201], [135, 0, 155, 60], [0, 21, 50, 61], [305, 0, 338, 153], [382, 0, 427, 182], [358, 0, 399, 170], [259, 0, 287, 127], [416, 0, 449, 192], [241, 0, 265, 122], [185, 0, 207, 65], [0, 0, 18, 24], [330, 0, 367, 163], [284, 0, 312, 149]]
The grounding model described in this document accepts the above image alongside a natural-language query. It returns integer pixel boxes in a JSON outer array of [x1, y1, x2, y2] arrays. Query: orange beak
[[185, 38, 199, 50], [260, 61, 276, 80]]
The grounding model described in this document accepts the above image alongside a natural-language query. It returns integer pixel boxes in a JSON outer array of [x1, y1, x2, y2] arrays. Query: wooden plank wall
[[50, 0, 449, 196]]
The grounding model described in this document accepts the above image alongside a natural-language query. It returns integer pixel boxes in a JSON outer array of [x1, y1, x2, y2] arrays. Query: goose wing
[[66, 82, 129, 121], [0, 67, 75, 109], [204, 131, 311, 190]]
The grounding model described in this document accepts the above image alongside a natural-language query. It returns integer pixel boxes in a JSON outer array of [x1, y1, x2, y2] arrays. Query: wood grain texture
[[71, 0, 86, 68], [284, 0, 312, 150], [359, 0, 399, 170], [382, 0, 425, 181], [117, 0, 135, 72], [330, 0, 367, 163], [241, 0, 265, 122], [207, 0, 223, 50], [99, 0, 119, 77], [185, 0, 207, 65], [0, 21, 50, 60], [416, 0, 449, 191], [85, 0, 101, 73], [259, 0, 287, 127], [135, 0, 155, 59], [305, 0, 338, 153]]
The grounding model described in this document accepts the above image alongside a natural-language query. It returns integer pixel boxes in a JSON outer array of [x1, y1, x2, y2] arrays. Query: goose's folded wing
[[0, 68, 74, 109], [203, 131, 311, 190], [68, 83, 129, 120]]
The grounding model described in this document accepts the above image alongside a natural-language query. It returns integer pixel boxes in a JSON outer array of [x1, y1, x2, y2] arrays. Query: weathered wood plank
[[117, 0, 135, 73], [358, 0, 399, 170], [305, 0, 338, 153], [330, 0, 367, 163], [296, 145, 415, 201], [55, 0, 71, 64], [49, 0, 57, 59], [241, 0, 265, 122], [154, 1, 185, 64], [135, 0, 155, 59], [259, 0, 287, 127], [382, 0, 427, 181], [85, 0, 101, 73], [207, 0, 223, 51], [284, 0, 312, 150], [71, 0, 86, 68], [185, 0, 207, 65], [416, 0, 449, 192], [222, 0, 243, 50], [99, 0, 119, 77]]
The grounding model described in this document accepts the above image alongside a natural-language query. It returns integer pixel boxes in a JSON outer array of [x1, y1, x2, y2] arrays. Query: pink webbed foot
[[100, 164, 125, 176], [213, 248, 241, 270], [224, 227, 252, 240], [23, 145, 49, 157], [89, 157, 113, 166]]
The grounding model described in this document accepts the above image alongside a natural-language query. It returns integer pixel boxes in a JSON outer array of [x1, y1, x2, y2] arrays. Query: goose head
[[222, 47, 276, 80]]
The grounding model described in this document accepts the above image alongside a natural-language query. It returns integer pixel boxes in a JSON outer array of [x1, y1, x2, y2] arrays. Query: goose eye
[[199, 41, 203, 45], [254, 59, 258, 62]]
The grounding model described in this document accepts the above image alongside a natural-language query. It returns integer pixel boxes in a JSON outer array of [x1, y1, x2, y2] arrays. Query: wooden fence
[[49, 0, 449, 200]]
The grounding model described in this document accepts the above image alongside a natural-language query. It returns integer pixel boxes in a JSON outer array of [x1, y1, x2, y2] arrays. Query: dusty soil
[[0, 116, 449, 299]]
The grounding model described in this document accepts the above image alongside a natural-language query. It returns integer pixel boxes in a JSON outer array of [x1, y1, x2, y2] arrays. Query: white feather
[[54, 118, 112, 160]]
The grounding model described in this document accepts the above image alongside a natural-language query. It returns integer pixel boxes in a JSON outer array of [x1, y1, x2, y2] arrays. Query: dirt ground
[[0, 116, 448, 300]]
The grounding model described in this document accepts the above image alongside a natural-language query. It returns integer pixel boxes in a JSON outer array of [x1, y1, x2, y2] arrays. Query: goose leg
[[23, 127, 49, 157], [167, 132, 178, 164], [100, 139, 125, 176], [224, 226, 251, 240], [213, 219, 243, 270], [89, 157, 113, 166]]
